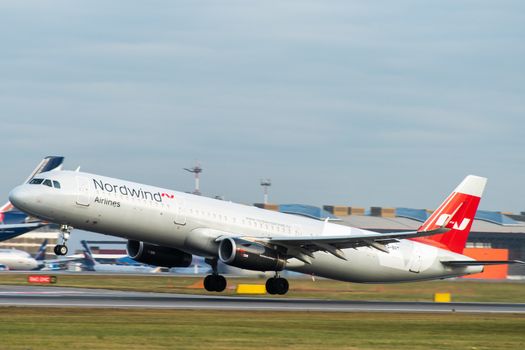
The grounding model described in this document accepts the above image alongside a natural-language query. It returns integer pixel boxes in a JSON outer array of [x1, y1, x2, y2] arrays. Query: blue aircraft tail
[[1, 156, 65, 213], [81, 240, 98, 268], [34, 239, 48, 261]]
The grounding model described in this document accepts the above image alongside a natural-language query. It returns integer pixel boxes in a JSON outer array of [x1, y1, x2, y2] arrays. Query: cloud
[[0, 1, 524, 211]]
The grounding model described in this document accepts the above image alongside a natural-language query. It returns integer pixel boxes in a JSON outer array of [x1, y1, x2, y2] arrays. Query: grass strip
[[0, 308, 523, 350]]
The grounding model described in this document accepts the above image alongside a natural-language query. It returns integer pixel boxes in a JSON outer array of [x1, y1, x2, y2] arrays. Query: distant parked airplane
[[81, 240, 160, 273], [0, 239, 48, 270]]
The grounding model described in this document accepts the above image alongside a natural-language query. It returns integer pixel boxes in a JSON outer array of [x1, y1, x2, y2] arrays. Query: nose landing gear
[[54, 224, 72, 256]]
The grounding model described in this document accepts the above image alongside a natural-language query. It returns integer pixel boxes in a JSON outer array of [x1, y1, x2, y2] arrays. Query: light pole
[[260, 178, 271, 204], [184, 163, 202, 195]]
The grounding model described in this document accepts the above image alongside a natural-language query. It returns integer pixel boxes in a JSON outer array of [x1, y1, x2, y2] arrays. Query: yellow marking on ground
[[434, 292, 451, 303], [237, 284, 267, 294]]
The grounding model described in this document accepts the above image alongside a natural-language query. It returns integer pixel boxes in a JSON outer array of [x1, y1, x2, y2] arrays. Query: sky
[[1, 1, 524, 214]]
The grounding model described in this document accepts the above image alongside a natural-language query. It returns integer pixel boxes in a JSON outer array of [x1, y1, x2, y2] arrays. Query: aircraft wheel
[[204, 275, 227, 292], [203, 275, 215, 292], [265, 277, 277, 295], [58, 245, 68, 256], [266, 277, 289, 295], [54, 244, 68, 256], [215, 275, 227, 292], [276, 277, 289, 295]]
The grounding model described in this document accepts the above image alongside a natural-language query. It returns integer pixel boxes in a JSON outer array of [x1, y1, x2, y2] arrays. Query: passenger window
[[29, 178, 44, 185], [53, 181, 61, 189], [43, 179, 52, 187]]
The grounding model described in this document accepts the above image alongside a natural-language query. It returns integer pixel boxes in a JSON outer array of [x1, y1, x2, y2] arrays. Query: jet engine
[[218, 237, 285, 271], [126, 240, 192, 268]]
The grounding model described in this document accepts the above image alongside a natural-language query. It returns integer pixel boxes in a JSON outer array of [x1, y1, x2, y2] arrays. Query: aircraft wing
[[212, 227, 449, 264], [0, 223, 46, 233], [268, 227, 448, 246], [261, 228, 449, 261], [0, 223, 48, 242], [0, 222, 44, 229]]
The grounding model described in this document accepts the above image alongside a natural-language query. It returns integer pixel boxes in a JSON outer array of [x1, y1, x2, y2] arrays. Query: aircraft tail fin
[[34, 239, 48, 261], [22, 156, 65, 184], [417, 175, 487, 254], [1, 156, 65, 213], [81, 240, 98, 267]]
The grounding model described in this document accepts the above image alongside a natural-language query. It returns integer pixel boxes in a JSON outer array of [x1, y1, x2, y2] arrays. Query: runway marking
[[0, 302, 523, 314]]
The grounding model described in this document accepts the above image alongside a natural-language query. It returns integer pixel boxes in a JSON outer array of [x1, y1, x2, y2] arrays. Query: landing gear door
[[76, 176, 92, 206]]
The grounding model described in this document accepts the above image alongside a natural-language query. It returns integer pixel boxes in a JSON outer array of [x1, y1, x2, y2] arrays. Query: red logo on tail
[[415, 175, 486, 254]]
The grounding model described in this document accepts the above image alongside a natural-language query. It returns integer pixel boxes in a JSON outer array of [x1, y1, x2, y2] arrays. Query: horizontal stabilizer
[[441, 260, 525, 266]]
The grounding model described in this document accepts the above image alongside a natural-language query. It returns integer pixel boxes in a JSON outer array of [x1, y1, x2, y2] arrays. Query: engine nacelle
[[218, 237, 285, 271], [126, 240, 192, 268]]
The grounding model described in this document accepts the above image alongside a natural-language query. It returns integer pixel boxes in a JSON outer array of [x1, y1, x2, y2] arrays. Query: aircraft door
[[76, 176, 92, 206], [174, 198, 186, 226], [409, 246, 422, 273]]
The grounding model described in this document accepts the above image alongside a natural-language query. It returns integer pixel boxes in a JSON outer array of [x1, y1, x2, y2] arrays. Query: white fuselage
[[0, 249, 39, 270], [90, 263, 157, 274], [9, 171, 481, 282]]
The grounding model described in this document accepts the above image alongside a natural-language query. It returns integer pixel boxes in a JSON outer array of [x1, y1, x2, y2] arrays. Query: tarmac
[[1, 285, 524, 313]]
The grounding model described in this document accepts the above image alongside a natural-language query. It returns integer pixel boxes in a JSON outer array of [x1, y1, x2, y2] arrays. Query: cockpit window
[[28, 178, 61, 188]]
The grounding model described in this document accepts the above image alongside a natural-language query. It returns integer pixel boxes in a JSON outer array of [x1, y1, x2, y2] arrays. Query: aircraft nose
[[9, 185, 33, 211]]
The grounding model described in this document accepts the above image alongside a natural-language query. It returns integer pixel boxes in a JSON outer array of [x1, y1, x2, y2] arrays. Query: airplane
[[0, 156, 64, 242], [8, 167, 524, 294], [80, 240, 160, 273], [0, 239, 48, 270]]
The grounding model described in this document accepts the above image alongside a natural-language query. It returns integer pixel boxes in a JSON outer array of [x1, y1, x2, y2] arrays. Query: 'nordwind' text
[[93, 179, 163, 202]]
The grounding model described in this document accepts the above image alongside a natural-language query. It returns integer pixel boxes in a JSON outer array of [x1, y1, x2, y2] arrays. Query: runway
[[1, 285, 524, 313]]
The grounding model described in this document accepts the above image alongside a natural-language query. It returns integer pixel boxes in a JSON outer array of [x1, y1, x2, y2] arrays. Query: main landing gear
[[203, 258, 227, 292], [54, 224, 72, 256], [203, 274, 227, 292], [266, 275, 289, 295]]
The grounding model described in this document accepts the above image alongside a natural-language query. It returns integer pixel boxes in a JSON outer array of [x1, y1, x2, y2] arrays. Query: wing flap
[[263, 228, 450, 261], [267, 227, 448, 246], [208, 226, 452, 263]]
